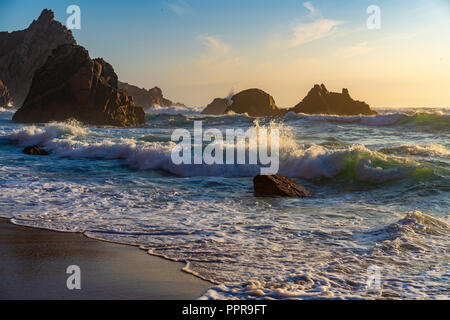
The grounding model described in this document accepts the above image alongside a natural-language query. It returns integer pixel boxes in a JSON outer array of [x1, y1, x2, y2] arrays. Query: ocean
[[0, 106, 448, 299]]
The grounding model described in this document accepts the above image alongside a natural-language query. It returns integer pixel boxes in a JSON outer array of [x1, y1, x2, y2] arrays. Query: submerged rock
[[225, 89, 279, 117], [201, 98, 230, 115], [22, 146, 50, 156], [253, 174, 311, 198], [0, 80, 12, 108], [0, 9, 76, 107], [13, 44, 146, 127], [291, 84, 377, 116]]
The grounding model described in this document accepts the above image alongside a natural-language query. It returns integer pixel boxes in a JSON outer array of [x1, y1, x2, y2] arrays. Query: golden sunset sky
[[1, 0, 449, 108]]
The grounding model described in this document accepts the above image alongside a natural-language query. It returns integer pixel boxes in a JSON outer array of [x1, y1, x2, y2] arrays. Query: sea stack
[[13, 44, 146, 127], [225, 89, 279, 117], [0, 9, 76, 107], [118, 82, 184, 109], [291, 84, 377, 116]]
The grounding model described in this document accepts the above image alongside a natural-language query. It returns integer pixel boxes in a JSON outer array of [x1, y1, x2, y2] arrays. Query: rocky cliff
[[225, 89, 279, 117], [118, 81, 184, 109], [0, 9, 76, 107], [13, 44, 146, 127], [291, 84, 377, 116], [0, 80, 12, 108]]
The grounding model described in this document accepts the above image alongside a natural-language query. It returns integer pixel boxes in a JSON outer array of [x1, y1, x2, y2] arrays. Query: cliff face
[[0, 80, 12, 108], [0, 9, 76, 107], [118, 82, 184, 109], [225, 89, 279, 117], [13, 44, 146, 127], [292, 84, 377, 116]]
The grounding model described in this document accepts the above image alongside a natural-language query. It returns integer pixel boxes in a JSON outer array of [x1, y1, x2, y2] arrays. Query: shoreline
[[0, 218, 212, 300]]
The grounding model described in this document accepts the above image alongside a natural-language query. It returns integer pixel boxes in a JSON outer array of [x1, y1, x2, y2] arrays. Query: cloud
[[290, 19, 343, 47], [337, 42, 372, 58], [197, 35, 230, 57], [194, 35, 247, 77], [303, 2, 318, 17], [165, 1, 189, 16], [288, 2, 344, 47]]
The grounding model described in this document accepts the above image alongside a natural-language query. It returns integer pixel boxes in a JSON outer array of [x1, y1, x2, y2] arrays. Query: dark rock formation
[[253, 174, 311, 198], [291, 84, 377, 116], [118, 81, 184, 109], [13, 44, 146, 127], [22, 146, 50, 156], [225, 89, 279, 117], [0, 80, 12, 108], [201, 98, 229, 115], [0, 9, 76, 107]]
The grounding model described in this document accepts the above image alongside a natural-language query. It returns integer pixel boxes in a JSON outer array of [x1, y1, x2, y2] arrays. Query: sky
[[1, 0, 449, 108]]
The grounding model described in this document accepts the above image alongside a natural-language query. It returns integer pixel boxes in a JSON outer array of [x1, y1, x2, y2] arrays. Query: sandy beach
[[0, 218, 211, 300]]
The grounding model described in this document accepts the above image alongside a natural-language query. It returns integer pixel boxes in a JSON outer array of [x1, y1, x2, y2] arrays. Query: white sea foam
[[283, 110, 450, 129], [4, 120, 89, 146], [379, 144, 450, 158], [1, 113, 448, 300], [199, 211, 449, 300], [1, 121, 423, 183], [145, 104, 203, 115]]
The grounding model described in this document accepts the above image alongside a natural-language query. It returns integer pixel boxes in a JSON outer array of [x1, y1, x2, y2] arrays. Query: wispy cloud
[[290, 19, 343, 47], [197, 35, 230, 58], [195, 35, 247, 74], [164, 1, 189, 16], [288, 2, 344, 47], [302, 2, 318, 18]]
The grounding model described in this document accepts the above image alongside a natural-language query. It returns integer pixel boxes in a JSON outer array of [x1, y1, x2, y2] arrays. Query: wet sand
[[0, 218, 211, 300]]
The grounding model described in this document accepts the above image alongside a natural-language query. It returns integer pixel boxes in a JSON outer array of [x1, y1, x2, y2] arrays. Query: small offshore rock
[[23, 146, 50, 156], [253, 174, 311, 198]]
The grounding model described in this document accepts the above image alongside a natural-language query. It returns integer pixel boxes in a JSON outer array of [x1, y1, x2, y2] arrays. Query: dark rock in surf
[[201, 98, 230, 115], [225, 89, 279, 117], [291, 84, 377, 116], [12, 44, 146, 127], [253, 174, 311, 198], [22, 146, 50, 156]]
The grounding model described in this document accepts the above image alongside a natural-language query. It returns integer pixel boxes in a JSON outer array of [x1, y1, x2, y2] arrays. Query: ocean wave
[[0, 107, 16, 115], [2, 120, 89, 146], [144, 104, 203, 115], [283, 110, 450, 130], [379, 144, 450, 158], [1, 121, 438, 184], [200, 211, 449, 300], [367, 211, 449, 253]]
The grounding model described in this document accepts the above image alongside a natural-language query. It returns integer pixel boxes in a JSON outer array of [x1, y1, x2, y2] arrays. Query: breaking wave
[[1, 121, 440, 183], [144, 104, 203, 115], [200, 211, 449, 300], [379, 144, 450, 158], [283, 110, 450, 131]]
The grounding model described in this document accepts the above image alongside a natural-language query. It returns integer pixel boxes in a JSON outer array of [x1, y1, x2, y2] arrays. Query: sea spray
[[1, 120, 440, 182]]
